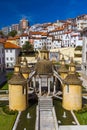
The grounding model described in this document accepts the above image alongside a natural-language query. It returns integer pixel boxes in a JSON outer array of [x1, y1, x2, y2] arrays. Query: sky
[[0, 0, 87, 28]]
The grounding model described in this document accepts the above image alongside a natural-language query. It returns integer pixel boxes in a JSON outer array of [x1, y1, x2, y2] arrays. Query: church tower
[[40, 45, 49, 60], [58, 56, 68, 79], [8, 59, 28, 111], [62, 58, 82, 110], [21, 57, 30, 79]]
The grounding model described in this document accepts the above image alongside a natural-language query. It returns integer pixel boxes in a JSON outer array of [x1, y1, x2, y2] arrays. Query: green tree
[[22, 41, 34, 52], [8, 30, 17, 37], [0, 31, 4, 37]]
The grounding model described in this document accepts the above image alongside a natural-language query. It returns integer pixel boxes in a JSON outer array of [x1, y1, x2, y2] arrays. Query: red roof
[[8, 37, 16, 40], [30, 31, 47, 36], [20, 33, 28, 37], [0, 38, 6, 43], [4, 42, 21, 49]]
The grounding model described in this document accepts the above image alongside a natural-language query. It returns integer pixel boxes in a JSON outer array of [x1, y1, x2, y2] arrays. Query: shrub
[[74, 54, 82, 57], [76, 105, 87, 114], [75, 46, 82, 51], [3, 106, 18, 115], [76, 72, 80, 77], [6, 72, 13, 80], [0, 102, 6, 107]]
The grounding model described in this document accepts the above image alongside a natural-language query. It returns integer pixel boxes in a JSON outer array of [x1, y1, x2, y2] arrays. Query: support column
[[29, 81, 32, 88], [33, 76, 36, 88], [39, 78, 41, 96], [53, 82, 56, 95], [48, 78, 50, 95]]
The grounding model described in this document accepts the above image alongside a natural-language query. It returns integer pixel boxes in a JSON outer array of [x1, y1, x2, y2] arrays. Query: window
[[10, 57, 13, 61], [10, 49, 12, 53], [6, 57, 9, 60], [6, 49, 8, 52], [22, 86, 26, 95], [66, 85, 69, 93]]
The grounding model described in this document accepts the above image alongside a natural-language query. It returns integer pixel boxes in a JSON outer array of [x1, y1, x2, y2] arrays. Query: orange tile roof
[[49, 27, 64, 33], [0, 38, 6, 43], [8, 37, 16, 40], [20, 33, 28, 37], [8, 36, 20, 40], [30, 31, 48, 36], [4, 42, 21, 49], [14, 36, 20, 39]]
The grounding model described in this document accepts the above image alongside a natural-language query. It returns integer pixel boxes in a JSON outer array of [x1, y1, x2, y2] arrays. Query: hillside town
[[0, 14, 87, 130], [0, 14, 86, 76]]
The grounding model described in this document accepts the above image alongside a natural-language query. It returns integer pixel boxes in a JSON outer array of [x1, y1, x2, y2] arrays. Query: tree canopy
[[0, 31, 5, 38], [22, 41, 34, 52], [8, 30, 17, 37]]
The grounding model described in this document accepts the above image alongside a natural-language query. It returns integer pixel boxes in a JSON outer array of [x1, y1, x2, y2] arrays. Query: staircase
[[39, 96, 53, 110], [37, 96, 58, 130]]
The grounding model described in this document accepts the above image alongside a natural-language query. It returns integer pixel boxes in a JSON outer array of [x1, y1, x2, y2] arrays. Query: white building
[[82, 27, 87, 76], [4, 42, 21, 68], [20, 33, 29, 47], [30, 31, 48, 50], [80, 27, 87, 88], [71, 32, 82, 47], [0, 41, 5, 72], [76, 19, 87, 31], [49, 27, 64, 48]]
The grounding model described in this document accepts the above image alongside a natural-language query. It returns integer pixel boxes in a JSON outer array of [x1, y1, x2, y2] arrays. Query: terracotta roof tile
[[8, 37, 16, 40], [0, 38, 6, 43], [4, 42, 21, 49], [20, 33, 28, 37], [30, 31, 48, 36]]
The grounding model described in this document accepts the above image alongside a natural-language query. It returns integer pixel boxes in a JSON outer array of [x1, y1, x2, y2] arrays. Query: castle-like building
[[8, 47, 82, 111]]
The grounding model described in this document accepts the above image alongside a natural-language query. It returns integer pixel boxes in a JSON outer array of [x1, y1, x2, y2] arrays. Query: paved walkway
[[38, 96, 58, 130], [59, 125, 87, 130], [0, 94, 8, 101]]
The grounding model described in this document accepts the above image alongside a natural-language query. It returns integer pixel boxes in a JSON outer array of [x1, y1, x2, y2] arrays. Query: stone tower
[[21, 57, 30, 79], [40, 45, 49, 60], [8, 59, 28, 111], [58, 56, 68, 79], [62, 58, 82, 110]]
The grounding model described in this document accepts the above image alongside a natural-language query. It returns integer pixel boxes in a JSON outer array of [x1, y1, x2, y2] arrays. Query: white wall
[[5, 49, 20, 68], [20, 36, 29, 47]]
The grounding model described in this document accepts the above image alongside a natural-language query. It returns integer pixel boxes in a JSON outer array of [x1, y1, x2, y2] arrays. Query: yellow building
[[62, 58, 82, 110], [8, 60, 27, 111]]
